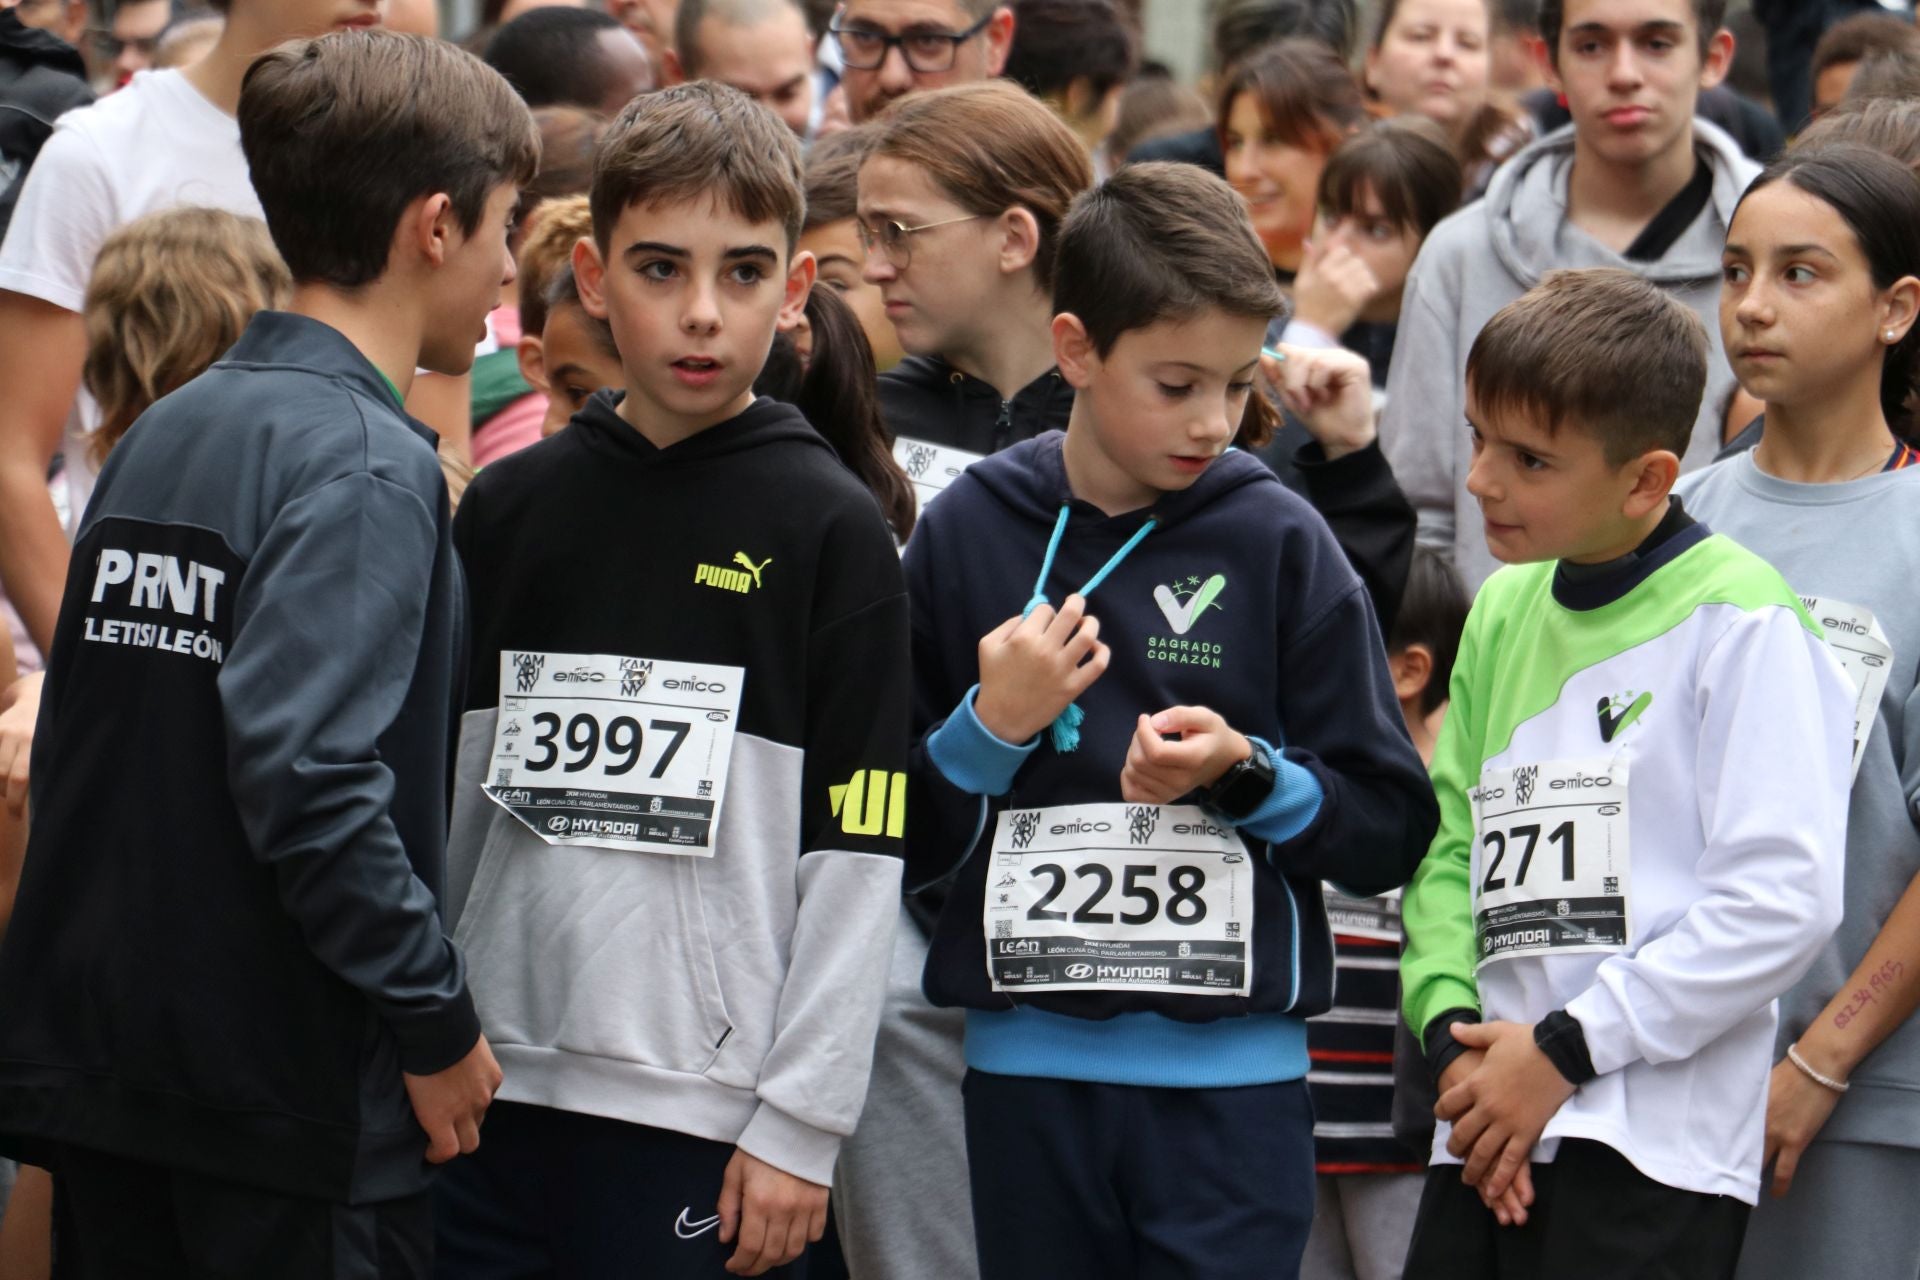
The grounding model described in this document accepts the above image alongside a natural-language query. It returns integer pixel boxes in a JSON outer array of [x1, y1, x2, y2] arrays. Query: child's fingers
[[1064, 614, 1102, 663], [1445, 1101, 1493, 1159], [1771, 1141, 1803, 1199], [727, 1204, 770, 1275], [422, 1118, 459, 1165], [1044, 593, 1087, 640], [1434, 1079, 1473, 1123], [1065, 641, 1110, 698], [717, 1159, 743, 1243], [1482, 1136, 1529, 1201], [1460, 1125, 1509, 1187], [982, 614, 1025, 647]]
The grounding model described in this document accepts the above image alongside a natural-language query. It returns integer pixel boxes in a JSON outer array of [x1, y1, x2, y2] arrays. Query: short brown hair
[[83, 208, 291, 463], [240, 31, 538, 289], [517, 195, 594, 340], [1319, 118, 1462, 241], [1799, 94, 1920, 176], [591, 79, 804, 255], [1216, 38, 1366, 157], [863, 80, 1093, 291], [1467, 268, 1707, 463], [802, 125, 876, 232], [1812, 13, 1920, 82], [1054, 161, 1285, 356]]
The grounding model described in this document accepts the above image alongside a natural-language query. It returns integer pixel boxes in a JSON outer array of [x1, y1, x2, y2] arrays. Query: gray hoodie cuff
[[735, 1101, 842, 1187]]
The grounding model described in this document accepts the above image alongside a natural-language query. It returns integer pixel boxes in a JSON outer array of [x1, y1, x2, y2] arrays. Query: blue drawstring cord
[[1022, 503, 1157, 752]]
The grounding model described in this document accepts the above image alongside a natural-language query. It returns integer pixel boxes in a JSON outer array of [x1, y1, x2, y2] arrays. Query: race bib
[[483, 650, 744, 856], [1801, 596, 1893, 782], [984, 803, 1253, 996], [1472, 758, 1629, 969], [1323, 885, 1402, 943], [892, 436, 983, 515]]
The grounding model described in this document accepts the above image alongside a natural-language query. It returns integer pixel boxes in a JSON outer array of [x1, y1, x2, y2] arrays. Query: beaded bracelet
[[1787, 1043, 1849, 1094]]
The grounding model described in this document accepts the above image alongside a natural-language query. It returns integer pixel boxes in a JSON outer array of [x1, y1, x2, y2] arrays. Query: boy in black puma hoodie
[[904, 162, 1437, 1278], [438, 83, 909, 1279]]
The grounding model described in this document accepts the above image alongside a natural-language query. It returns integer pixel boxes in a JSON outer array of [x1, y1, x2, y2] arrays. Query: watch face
[[1213, 751, 1275, 819]]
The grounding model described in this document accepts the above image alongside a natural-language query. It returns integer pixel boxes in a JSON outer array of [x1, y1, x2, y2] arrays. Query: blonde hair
[[83, 208, 291, 464], [517, 194, 595, 339]]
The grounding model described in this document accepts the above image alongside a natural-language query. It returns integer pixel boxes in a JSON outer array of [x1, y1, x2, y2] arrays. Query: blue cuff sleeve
[[926, 685, 1041, 796], [1233, 737, 1324, 844]]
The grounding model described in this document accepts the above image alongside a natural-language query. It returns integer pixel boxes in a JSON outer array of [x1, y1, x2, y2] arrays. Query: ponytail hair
[[1741, 144, 1920, 432], [756, 286, 916, 542]]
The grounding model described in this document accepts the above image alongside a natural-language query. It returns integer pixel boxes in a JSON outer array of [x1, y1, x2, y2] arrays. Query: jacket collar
[[220, 312, 437, 448]]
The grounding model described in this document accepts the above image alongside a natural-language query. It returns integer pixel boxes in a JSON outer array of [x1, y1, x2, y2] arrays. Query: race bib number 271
[[483, 650, 744, 856], [1472, 758, 1630, 969]]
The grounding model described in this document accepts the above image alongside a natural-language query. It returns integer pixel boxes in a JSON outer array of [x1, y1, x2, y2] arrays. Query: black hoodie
[[0, 7, 91, 239]]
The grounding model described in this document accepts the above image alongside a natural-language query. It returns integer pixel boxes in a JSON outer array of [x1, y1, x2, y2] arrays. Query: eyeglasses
[[87, 28, 160, 59], [830, 9, 994, 73], [855, 213, 985, 268]]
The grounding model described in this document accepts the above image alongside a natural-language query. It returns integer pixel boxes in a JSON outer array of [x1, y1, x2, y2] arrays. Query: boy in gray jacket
[[1380, 0, 1757, 592]]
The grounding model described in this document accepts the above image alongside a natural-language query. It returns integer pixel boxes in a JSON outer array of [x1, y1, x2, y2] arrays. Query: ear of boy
[[516, 333, 548, 392], [1389, 644, 1433, 707]]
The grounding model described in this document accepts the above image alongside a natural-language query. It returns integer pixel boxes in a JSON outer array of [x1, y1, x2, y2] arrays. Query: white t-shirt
[[0, 67, 261, 525], [0, 67, 261, 312]]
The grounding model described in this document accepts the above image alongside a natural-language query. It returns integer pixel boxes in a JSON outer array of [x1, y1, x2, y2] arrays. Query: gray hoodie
[[1380, 120, 1760, 592], [1679, 455, 1920, 1152]]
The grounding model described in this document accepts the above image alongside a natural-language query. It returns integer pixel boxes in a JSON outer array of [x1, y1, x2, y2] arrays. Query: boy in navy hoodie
[[904, 159, 1439, 1278]]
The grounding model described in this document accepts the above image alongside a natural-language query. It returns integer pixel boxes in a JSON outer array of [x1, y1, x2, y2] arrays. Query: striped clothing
[[1308, 895, 1424, 1174]]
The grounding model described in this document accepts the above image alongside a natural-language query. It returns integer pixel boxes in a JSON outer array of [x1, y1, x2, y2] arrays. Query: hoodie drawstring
[[1022, 503, 1157, 752]]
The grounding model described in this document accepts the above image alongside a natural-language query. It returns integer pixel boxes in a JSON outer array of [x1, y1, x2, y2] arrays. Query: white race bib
[[893, 436, 984, 516], [984, 803, 1253, 996], [1323, 885, 1403, 943], [1472, 758, 1630, 969], [483, 650, 744, 856], [1801, 596, 1893, 782]]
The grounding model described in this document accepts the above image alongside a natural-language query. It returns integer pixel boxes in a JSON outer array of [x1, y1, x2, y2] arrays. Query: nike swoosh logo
[[1596, 691, 1651, 743], [1152, 574, 1227, 635], [675, 1209, 722, 1239]]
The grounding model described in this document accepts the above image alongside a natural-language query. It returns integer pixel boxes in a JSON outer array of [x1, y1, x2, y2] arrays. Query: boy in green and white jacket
[[1399, 269, 1854, 1278]]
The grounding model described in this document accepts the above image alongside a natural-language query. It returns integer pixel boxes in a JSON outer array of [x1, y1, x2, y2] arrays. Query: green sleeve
[[1400, 596, 1486, 1036]]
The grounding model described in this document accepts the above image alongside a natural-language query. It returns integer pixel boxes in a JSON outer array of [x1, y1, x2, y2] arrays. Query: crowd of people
[[0, 0, 1915, 1276]]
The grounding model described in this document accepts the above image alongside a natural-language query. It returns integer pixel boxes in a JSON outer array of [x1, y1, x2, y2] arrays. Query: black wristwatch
[[1201, 743, 1276, 820]]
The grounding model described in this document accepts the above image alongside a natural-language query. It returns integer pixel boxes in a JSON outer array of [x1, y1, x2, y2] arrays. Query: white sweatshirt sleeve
[[1567, 606, 1853, 1075]]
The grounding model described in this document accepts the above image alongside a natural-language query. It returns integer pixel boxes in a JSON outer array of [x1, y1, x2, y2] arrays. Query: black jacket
[[878, 355, 1075, 457], [0, 8, 91, 239], [0, 313, 477, 1202]]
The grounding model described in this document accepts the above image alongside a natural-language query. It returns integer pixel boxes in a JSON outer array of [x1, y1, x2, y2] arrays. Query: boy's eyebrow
[[548, 362, 595, 380], [620, 242, 779, 263], [1155, 359, 1261, 375], [1567, 19, 1684, 37]]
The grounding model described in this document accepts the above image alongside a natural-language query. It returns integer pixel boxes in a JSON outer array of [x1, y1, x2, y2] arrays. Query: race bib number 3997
[[984, 803, 1252, 996], [483, 650, 744, 856], [1472, 758, 1630, 969]]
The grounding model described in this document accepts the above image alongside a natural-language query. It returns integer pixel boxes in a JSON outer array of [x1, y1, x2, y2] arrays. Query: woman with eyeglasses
[[858, 79, 1092, 501]]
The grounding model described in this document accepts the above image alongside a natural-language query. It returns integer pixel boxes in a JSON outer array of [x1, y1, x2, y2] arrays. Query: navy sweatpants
[[962, 1070, 1316, 1280], [433, 1101, 807, 1279]]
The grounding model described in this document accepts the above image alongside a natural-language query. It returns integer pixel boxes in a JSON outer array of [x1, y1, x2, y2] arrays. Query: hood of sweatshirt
[[964, 429, 1278, 541], [571, 389, 837, 470], [1480, 117, 1755, 291]]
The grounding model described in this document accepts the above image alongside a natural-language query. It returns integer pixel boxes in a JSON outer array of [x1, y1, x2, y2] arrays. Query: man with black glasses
[[831, 0, 1011, 123]]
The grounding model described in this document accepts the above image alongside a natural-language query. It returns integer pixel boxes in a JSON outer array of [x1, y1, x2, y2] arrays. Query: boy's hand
[[1437, 1021, 1573, 1202], [717, 1148, 828, 1276], [1434, 1043, 1537, 1226], [974, 594, 1108, 744], [1260, 344, 1376, 460], [403, 1033, 501, 1164], [0, 671, 43, 818], [1290, 238, 1380, 340], [1763, 1053, 1843, 1198], [1120, 707, 1253, 805]]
